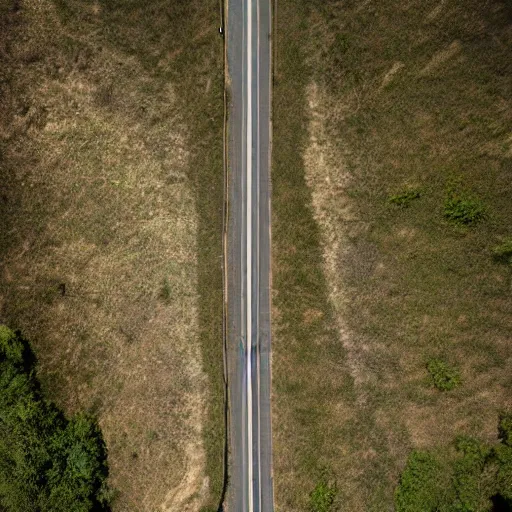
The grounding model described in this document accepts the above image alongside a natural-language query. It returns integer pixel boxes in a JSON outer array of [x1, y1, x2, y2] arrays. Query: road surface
[[225, 0, 273, 510]]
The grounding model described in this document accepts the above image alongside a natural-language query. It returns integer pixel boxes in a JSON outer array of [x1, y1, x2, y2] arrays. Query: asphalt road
[[225, 0, 273, 510]]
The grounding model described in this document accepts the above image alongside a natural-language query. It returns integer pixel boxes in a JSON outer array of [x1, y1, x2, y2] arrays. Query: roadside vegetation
[[0, 326, 111, 511], [273, 0, 512, 510], [395, 414, 512, 511], [0, 0, 224, 510]]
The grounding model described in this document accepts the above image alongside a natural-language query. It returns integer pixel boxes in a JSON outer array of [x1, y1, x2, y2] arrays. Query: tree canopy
[[0, 325, 111, 511], [396, 415, 512, 512]]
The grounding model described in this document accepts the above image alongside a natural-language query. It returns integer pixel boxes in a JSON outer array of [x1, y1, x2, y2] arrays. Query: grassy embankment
[[0, 1, 224, 510], [272, 0, 512, 510]]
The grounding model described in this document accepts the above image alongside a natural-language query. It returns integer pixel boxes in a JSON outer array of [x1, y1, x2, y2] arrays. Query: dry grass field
[[273, 0, 512, 510], [0, 1, 224, 511]]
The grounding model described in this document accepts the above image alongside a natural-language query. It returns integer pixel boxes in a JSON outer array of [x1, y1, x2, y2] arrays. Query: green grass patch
[[310, 474, 337, 512], [159, 278, 172, 304], [388, 189, 421, 208], [492, 238, 512, 265], [444, 187, 486, 226]]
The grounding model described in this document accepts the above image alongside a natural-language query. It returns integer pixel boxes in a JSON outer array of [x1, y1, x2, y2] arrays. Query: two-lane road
[[225, 0, 273, 510]]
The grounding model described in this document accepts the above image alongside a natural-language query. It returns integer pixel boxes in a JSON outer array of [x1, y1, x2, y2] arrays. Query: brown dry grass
[[0, 0, 224, 510], [273, 0, 512, 510]]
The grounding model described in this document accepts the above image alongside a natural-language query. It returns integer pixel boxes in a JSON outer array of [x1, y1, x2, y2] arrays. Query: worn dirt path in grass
[[304, 82, 369, 391]]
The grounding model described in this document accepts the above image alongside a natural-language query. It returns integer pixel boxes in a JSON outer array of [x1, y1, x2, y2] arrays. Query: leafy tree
[[451, 437, 493, 512], [395, 415, 512, 512], [499, 414, 512, 446], [0, 326, 111, 511], [493, 444, 512, 506], [395, 451, 445, 512]]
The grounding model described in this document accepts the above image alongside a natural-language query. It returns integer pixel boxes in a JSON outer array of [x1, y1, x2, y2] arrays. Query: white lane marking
[[240, 0, 247, 507], [246, 0, 253, 509], [241, 1, 247, 508], [256, 0, 262, 508]]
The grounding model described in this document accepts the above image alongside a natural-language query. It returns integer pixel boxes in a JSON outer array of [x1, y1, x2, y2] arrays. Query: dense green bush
[[394, 451, 444, 512], [0, 326, 111, 512], [444, 187, 486, 226], [427, 358, 461, 391], [494, 443, 512, 504], [499, 413, 512, 446], [395, 415, 512, 512], [451, 436, 493, 512]]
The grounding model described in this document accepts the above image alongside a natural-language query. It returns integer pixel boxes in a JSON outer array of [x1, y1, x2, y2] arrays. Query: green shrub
[[493, 443, 512, 504], [0, 325, 26, 365], [499, 413, 512, 447], [455, 435, 490, 460], [0, 326, 111, 512], [492, 238, 512, 265], [396, 416, 512, 512], [452, 437, 493, 512], [395, 451, 444, 512], [444, 188, 486, 226], [310, 475, 336, 512], [388, 189, 421, 208], [427, 358, 461, 391]]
